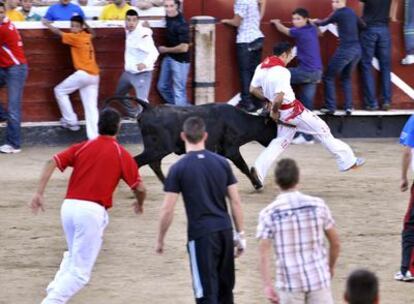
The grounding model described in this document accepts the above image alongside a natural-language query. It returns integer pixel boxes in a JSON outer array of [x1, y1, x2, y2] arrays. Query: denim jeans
[[289, 67, 322, 141], [360, 26, 392, 107], [157, 55, 190, 106], [323, 45, 361, 111], [404, 0, 414, 55], [236, 40, 263, 108], [289, 67, 322, 110], [0, 64, 28, 149]]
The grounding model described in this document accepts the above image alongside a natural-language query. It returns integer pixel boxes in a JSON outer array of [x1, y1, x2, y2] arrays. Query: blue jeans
[[236, 40, 263, 108], [405, 0, 414, 55], [323, 45, 361, 111], [360, 26, 392, 107], [289, 67, 322, 110], [157, 55, 190, 106], [0, 64, 28, 149]]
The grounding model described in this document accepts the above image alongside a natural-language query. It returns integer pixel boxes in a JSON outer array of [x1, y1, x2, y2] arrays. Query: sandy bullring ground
[[1, 139, 413, 303]]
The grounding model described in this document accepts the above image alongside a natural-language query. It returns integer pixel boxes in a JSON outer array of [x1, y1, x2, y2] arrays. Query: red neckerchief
[[261, 56, 286, 69]]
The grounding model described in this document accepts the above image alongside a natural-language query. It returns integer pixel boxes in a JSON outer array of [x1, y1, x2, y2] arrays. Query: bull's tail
[[103, 96, 152, 111]]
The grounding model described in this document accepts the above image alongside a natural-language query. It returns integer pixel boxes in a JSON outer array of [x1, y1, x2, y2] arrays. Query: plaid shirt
[[234, 0, 264, 43], [256, 191, 335, 292]]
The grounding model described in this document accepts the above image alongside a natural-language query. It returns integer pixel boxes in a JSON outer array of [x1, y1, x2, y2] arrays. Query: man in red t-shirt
[[29, 108, 146, 304], [0, 2, 28, 154]]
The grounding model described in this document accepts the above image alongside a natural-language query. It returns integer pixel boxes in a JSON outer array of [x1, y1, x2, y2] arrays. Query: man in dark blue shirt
[[156, 116, 246, 304], [360, 0, 397, 111], [157, 0, 190, 106], [314, 0, 364, 115]]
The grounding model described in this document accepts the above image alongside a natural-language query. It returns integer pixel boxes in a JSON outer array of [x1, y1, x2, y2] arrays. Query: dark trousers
[[323, 45, 361, 111], [236, 39, 263, 108], [401, 183, 414, 274], [187, 230, 235, 304], [360, 26, 392, 108]]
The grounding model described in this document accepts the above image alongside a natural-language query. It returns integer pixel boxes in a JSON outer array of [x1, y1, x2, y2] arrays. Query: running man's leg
[[54, 71, 85, 126], [79, 74, 99, 139], [42, 201, 108, 304], [296, 109, 357, 171], [254, 124, 296, 183]]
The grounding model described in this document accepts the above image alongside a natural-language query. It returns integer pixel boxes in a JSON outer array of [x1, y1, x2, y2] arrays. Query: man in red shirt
[[0, 2, 28, 154], [29, 108, 146, 304]]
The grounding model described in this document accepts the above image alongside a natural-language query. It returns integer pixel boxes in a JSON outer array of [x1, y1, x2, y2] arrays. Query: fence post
[[191, 16, 216, 105]]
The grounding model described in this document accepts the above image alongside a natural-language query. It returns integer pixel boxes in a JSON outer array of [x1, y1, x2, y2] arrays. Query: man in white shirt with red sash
[[249, 42, 365, 188]]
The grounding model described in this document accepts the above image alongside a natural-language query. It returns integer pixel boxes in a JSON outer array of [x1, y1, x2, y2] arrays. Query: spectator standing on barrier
[[42, 15, 100, 139], [157, 0, 190, 106], [360, 0, 398, 111], [6, 0, 25, 21], [271, 8, 322, 145], [222, 0, 266, 113], [44, 0, 85, 21], [114, 9, 158, 119], [20, 0, 42, 21], [344, 269, 379, 304], [395, 114, 414, 282], [0, 2, 28, 154], [398, 0, 414, 65], [257, 158, 340, 304], [29, 108, 146, 304], [156, 116, 246, 303], [313, 0, 365, 116], [100, 0, 131, 21]]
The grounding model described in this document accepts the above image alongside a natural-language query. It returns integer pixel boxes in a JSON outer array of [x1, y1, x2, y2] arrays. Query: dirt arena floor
[[1, 139, 413, 303]]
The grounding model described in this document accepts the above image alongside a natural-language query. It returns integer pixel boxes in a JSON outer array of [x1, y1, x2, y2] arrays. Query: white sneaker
[[60, 118, 80, 131], [291, 134, 315, 145], [394, 270, 414, 282], [402, 55, 414, 65], [0, 144, 21, 154]]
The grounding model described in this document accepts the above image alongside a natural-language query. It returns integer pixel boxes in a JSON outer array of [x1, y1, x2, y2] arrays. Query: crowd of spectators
[[0, 0, 164, 22]]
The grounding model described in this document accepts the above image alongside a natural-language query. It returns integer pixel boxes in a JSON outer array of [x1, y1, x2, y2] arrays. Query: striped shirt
[[234, 0, 264, 43], [256, 191, 335, 292]]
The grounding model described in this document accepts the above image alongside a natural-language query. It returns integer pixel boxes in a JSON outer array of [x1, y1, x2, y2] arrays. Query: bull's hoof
[[250, 167, 263, 191]]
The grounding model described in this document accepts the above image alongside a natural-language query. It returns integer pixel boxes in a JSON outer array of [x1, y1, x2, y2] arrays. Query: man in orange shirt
[[42, 15, 100, 139]]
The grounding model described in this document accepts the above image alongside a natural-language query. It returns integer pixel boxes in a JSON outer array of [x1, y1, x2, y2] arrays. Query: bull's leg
[[224, 148, 263, 190], [134, 151, 154, 167], [149, 160, 166, 183]]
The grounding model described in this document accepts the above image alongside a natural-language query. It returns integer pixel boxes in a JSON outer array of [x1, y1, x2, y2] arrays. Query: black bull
[[105, 97, 279, 190]]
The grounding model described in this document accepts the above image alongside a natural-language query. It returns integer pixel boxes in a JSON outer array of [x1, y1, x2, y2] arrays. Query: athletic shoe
[[291, 134, 315, 145], [250, 167, 263, 190], [341, 157, 366, 172], [394, 271, 414, 282], [382, 103, 391, 111], [345, 108, 353, 116], [320, 107, 335, 115], [364, 105, 379, 111], [401, 55, 414, 65], [0, 144, 21, 154], [60, 118, 80, 131]]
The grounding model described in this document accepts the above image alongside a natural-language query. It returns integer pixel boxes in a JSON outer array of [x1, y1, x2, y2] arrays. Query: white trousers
[[278, 287, 334, 304], [41, 199, 108, 304], [54, 70, 99, 139], [254, 108, 357, 182]]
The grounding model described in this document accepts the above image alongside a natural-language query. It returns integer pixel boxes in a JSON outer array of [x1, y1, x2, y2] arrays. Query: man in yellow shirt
[[100, 0, 132, 21], [6, 0, 25, 21], [42, 16, 100, 139]]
